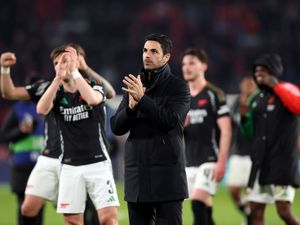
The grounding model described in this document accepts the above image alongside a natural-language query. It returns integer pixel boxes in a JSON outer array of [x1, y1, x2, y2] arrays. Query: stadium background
[[0, 0, 300, 224]]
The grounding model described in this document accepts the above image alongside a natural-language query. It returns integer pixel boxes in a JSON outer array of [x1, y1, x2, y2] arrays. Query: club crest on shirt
[[78, 95, 84, 101], [268, 96, 275, 104], [267, 96, 275, 111], [197, 99, 209, 107]]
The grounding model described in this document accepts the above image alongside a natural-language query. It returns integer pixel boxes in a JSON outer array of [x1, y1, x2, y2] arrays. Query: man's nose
[[144, 51, 151, 58]]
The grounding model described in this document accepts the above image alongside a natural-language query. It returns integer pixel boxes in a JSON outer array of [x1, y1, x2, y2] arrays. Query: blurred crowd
[[0, 0, 300, 162], [0, 0, 299, 95]]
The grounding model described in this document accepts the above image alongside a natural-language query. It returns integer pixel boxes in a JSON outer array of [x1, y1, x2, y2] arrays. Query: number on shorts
[[203, 168, 214, 181], [107, 180, 114, 194]]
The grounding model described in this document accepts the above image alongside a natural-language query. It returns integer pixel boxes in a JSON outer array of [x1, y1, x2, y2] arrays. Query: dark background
[[0, 0, 299, 96], [1, 0, 300, 159]]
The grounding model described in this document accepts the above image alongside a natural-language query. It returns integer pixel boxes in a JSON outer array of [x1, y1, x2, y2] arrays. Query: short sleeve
[[90, 80, 105, 101], [25, 80, 51, 103], [215, 91, 230, 118]]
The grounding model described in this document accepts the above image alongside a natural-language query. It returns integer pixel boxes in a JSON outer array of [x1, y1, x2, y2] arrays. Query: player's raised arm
[[64, 47, 104, 106], [36, 55, 65, 115], [0, 52, 30, 100], [78, 54, 116, 99]]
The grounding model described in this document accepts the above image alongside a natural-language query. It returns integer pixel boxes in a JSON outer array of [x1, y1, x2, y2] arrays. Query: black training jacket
[[242, 82, 300, 188]]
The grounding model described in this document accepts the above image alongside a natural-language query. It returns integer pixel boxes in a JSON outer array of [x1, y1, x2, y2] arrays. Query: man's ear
[[202, 63, 208, 72], [163, 53, 171, 64]]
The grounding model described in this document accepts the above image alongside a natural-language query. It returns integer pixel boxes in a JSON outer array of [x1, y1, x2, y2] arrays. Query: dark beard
[[145, 64, 167, 74]]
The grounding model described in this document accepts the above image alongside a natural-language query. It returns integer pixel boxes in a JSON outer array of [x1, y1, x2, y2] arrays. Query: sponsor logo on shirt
[[187, 109, 208, 124], [60, 104, 93, 122]]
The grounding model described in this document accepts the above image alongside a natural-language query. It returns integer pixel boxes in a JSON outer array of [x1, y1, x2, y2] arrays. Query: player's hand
[[240, 77, 256, 96], [54, 54, 68, 80], [64, 47, 79, 73], [0, 52, 16, 67], [122, 74, 144, 102], [214, 161, 226, 182], [128, 93, 138, 110], [78, 54, 88, 72]]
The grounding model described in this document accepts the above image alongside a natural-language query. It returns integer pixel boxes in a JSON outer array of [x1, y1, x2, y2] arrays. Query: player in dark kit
[[37, 46, 119, 225], [242, 54, 300, 225], [1, 52, 59, 225], [182, 48, 232, 225], [1, 46, 115, 225]]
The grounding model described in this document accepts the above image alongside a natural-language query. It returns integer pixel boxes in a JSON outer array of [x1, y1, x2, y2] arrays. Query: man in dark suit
[[111, 33, 190, 225]]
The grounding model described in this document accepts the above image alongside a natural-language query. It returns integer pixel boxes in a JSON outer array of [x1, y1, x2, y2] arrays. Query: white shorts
[[247, 175, 296, 204], [227, 155, 252, 187], [57, 160, 120, 214], [25, 155, 61, 201], [186, 162, 217, 196]]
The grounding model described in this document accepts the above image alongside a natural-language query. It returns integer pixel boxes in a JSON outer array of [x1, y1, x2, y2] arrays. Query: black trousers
[[127, 200, 183, 225]]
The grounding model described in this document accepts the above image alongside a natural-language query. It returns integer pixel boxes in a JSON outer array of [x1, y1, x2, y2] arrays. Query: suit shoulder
[[169, 74, 188, 87]]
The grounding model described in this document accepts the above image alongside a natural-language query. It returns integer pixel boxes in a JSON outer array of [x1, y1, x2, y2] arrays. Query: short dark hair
[[50, 43, 85, 61], [67, 43, 86, 59], [50, 44, 68, 61], [145, 33, 173, 55], [182, 48, 208, 64]]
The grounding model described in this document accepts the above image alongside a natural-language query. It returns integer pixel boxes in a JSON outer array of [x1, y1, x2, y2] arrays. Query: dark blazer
[[111, 64, 190, 202]]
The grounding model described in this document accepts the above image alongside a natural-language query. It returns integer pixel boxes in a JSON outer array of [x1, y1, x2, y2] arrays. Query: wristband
[[71, 69, 82, 80], [1, 66, 10, 75]]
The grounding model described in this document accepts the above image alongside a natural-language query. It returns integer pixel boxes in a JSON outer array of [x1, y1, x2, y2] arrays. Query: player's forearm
[[217, 117, 232, 164], [37, 78, 60, 115], [85, 67, 116, 99], [1, 73, 13, 98], [73, 71, 103, 105], [0, 74, 28, 100], [218, 132, 231, 164]]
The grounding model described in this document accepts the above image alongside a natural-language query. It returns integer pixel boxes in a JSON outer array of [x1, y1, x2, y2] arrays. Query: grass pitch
[[0, 183, 299, 225]]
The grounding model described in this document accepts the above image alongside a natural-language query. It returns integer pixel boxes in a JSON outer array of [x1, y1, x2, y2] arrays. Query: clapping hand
[[122, 74, 144, 109]]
